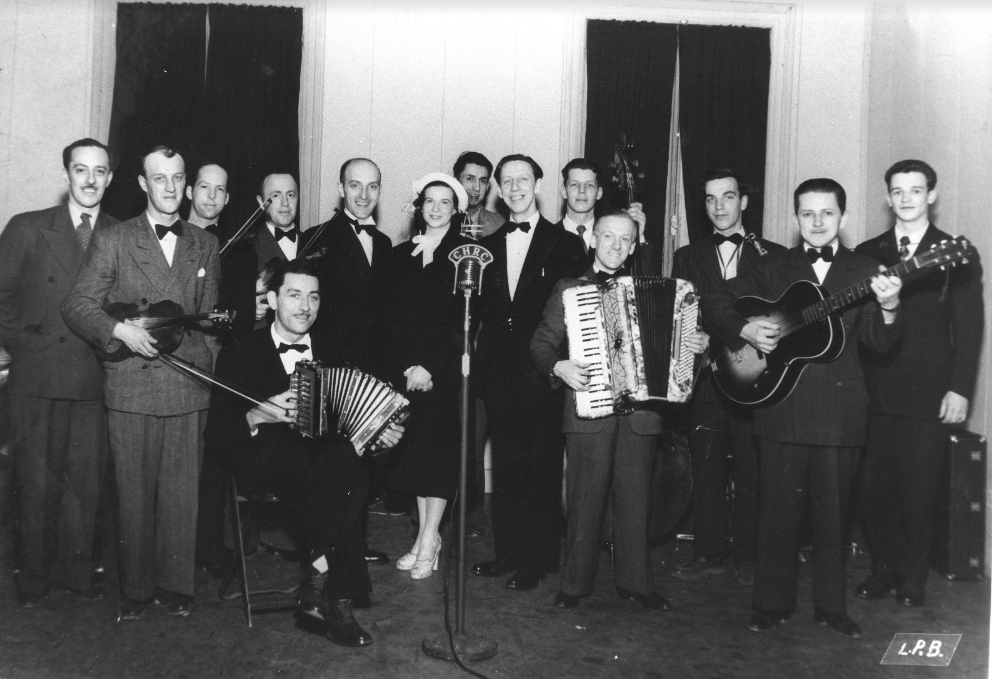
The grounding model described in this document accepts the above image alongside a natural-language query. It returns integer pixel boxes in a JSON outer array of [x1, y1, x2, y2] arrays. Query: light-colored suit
[[62, 213, 220, 600]]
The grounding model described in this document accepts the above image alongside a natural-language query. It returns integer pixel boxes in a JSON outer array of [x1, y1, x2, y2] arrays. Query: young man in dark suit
[[531, 211, 708, 610], [62, 144, 220, 621], [204, 259, 403, 647], [454, 151, 503, 239], [704, 178, 903, 638], [0, 138, 117, 607], [855, 160, 984, 608], [671, 169, 786, 585], [471, 154, 586, 590]]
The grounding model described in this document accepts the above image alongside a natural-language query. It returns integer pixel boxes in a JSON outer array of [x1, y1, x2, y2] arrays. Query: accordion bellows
[[563, 276, 699, 419], [291, 361, 410, 456]]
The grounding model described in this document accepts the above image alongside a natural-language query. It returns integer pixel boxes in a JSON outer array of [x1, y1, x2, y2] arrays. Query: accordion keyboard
[[563, 284, 615, 418]]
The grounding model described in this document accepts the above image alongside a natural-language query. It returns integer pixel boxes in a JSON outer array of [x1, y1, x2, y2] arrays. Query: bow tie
[[155, 222, 182, 240], [274, 227, 297, 243], [278, 342, 308, 354], [594, 268, 626, 283], [711, 232, 744, 247], [807, 245, 834, 263], [506, 221, 532, 234], [348, 218, 373, 235]]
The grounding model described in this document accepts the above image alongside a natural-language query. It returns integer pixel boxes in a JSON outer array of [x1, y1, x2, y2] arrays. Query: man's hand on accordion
[[554, 359, 593, 392], [246, 389, 296, 432], [375, 422, 406, 452], [686, 328, 710, 355]]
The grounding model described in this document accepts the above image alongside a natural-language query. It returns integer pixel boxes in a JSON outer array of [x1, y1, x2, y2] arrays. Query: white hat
[[411, 172, 470, 212]]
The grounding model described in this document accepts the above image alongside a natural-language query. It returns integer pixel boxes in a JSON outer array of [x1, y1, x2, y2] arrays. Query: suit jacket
[[463, 207, 505, 240], [856, 223, 984, 418], [204, 326, 347, 469], [0, 205, 116, 399], [477, 217, 586, 380], [61, 214, 221, 416], [672, 234, 787, 403], [303, 210, 394, 377], [530, 269, 664, 435], [703, 246, 902, 446]]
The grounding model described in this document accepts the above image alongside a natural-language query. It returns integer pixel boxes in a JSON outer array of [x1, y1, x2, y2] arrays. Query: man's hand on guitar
[[870, 265, 902, 312], [113, 322, 159, 358], [246, 390, 296, 430], [939, 391, 969, 424], [554, 359, 593, 392], [741, 320, 781, 354], [686, 329, 709, 355]]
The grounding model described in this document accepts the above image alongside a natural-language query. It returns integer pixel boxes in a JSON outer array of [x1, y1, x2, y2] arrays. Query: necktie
[[576, 225, 586, 239], [274, 228, 297, 243], [155, 222, 182, 240], [711, 232, 744, 246], [77, 213, 93, 251], [807, 245, 834, 263], [898, 236, 911, 260], [506, 221, 531, 234], [278, 343, 308, 354]]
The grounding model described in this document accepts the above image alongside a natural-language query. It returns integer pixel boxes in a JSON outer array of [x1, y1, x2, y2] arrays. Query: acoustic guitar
[[709, 236, 976, 406]]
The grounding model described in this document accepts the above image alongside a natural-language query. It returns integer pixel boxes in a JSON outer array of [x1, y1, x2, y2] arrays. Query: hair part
[[494, 154, 544, 184], [62, 138, 110, 170], [560, 158, 602, 185], [453, 151, 493, 179], [267, 257, 320, 296], [793, 178, 847, 214], [884, 159, 937, 191]]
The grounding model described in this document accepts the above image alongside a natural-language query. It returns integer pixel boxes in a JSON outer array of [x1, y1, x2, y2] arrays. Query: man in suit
[[454, 151, 503, 239], [0, 138, 117, 607], [671, 169, 786, 585], [703, 178, 903, 639], [855, 159, 984, 608], [471, 154, 586, 590], [204, 258, 403, 647], [185, 162, 230, 242], [62, 144, 220, 621], [531, 211, 708, 610]]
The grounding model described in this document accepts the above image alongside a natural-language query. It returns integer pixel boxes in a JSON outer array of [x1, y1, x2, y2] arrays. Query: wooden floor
[[0, 500, 988, 679]]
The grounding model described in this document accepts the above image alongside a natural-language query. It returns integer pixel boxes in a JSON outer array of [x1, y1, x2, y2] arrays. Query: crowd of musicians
[[0, 138, 983, 647]]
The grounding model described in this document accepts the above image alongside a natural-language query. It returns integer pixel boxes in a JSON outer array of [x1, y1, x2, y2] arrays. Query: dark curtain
[[584, 20, 678, 254], [103, 3, 207, 221], [201, 4, 303, 231], [679, 25, 771, 242]]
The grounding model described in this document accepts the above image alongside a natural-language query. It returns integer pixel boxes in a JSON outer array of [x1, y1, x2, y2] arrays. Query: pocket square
[[197, 268, 206, 278]]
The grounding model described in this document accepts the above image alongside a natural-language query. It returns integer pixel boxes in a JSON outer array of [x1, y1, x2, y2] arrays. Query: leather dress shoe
[[67, 585, 106, 602], [554, 591, 580, 608], [747, 610, 790, 632], [118, 597, 152, 622], [471, 558, 519, 578], [154, 589, 192, 618], [617, 588, 671, 610], [895, 585, 925, 608], [505, 571, 543, 591], [814, 608, 862, 639], [325, 599, 373, 647], [855, 572, 901, 600], [364, 548, 389, 565], [296, 568, 330, 622]]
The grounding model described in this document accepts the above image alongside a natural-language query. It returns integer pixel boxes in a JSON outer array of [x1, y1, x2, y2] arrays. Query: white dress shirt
[[345, 209, 375, 265], [271, 325, 312, 375], [267, 222, 299, 261], [808, 240, 837, 284], [506, 211, 540, 300], [148, 212, 178, 266], [562, 214, 595, 252], [894, 223, 927, 260], [715, 226, 745, 280]]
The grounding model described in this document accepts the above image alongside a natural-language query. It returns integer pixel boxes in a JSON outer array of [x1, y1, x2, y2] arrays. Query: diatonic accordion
[[563, 276, 699, 419], [290, 361, 410, 456]]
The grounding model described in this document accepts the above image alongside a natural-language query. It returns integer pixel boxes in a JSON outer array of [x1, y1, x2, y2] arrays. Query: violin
[[218, 198, 272, 261], [99, 300, 234, 361]]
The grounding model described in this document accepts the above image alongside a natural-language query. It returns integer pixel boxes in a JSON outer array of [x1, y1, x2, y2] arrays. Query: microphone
[[448, 244, 493, 295]]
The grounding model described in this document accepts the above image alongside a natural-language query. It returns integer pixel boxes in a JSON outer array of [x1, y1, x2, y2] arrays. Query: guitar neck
[[796, 258, 917, 330]]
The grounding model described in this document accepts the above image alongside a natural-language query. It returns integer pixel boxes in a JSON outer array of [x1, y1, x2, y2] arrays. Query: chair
[[218, 474, 299, 627]]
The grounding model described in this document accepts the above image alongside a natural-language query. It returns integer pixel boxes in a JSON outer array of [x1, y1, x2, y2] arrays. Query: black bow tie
[[348, 218, 373, 235], [506, 221, 532, 234], [594, 268, 626, 283], [807, 245, 834, 263], [274, 227, 297, 243], [155, 222, 182, 240], [278, 342, 308, 354], [711, 232, 744, 247]]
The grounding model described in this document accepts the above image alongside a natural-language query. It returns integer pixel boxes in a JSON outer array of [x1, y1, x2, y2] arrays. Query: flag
[[662, 46, 690, 278]]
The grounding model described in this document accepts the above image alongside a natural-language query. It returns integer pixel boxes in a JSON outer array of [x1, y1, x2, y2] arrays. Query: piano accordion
[[563, 276, 699, 419], [290, 361, 410, 456]]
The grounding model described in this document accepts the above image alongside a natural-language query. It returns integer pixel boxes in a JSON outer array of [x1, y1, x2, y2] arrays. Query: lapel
[[698, 238, 727, 286], [736, 237, 763, 277], [914, 223, 943, 258], [41, 205, 82, 275], [162, 220, 200, 301], [515, 218, 557, 301], [823, 246, 860, 293], [782, 246, 816, 287], [253, 225, 287, 270], [489, 227, 513, 308], [131, 214, 172, 295], [253, 327, 293, 393]]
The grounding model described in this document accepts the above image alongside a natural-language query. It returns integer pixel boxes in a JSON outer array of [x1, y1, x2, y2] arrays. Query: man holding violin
[[62, 144, 221, 622]]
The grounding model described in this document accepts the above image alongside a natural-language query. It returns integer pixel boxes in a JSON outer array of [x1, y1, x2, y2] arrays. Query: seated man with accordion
[[204, 258, 404, 648], [530, 210, 708, 611]]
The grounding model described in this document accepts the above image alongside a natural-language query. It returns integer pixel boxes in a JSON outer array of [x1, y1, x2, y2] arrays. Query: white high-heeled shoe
[[396, 547, 419, 571], [410, 540, 441, 580]]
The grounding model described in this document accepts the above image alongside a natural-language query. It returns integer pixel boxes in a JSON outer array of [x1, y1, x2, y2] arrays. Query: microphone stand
[[422, 247, 498, 663]]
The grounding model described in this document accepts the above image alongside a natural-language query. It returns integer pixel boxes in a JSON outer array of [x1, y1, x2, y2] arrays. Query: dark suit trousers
[[561, 417, 654, 597], [108, 409, 203, 600], [752, 439, 858, 616], [688, 398, 759, 562], [484, 357, 564, 575], [237, 435, 372, 599], [861, 414, 946, 588], [10, 395, 106, 595]]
